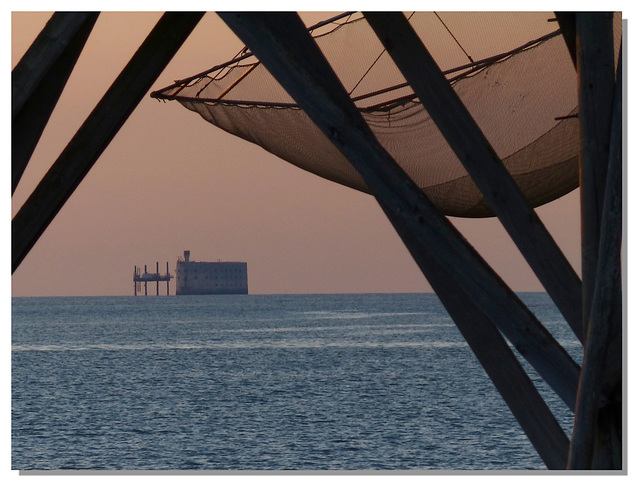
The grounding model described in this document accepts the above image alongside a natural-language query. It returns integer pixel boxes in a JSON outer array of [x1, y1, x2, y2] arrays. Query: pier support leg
[[568, 26, 622, 470], [576, 13, 616, 342]]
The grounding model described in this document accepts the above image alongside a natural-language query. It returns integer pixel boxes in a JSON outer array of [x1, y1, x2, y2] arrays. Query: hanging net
[[151, 12, 622, 217]]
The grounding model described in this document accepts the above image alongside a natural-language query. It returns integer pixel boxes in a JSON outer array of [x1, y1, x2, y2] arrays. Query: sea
[[11, 293, 582, 471]]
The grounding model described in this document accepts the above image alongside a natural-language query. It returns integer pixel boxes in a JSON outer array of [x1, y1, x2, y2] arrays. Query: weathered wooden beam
[[568, 49, 623, 470], [555, 12, 578, 68], [218, 12, 574, 468], [364, 12, 583, 344], [216, 10, 580, 411], [12, 12, 205, 273], [576, 12, 616, 341], [12, 12, 99, 195], [385, 203, 570, 469], [12, 12, 97, 119]]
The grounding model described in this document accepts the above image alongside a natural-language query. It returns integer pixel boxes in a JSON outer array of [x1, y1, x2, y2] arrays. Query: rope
[[434, 12, 474, 63], [349, 48, 386, 96], [349, 12, 416, 97]]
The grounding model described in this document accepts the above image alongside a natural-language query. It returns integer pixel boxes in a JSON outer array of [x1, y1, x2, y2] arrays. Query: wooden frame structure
[[12, 11, 623, 470]]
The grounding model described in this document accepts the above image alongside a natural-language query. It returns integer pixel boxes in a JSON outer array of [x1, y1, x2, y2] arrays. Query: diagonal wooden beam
[[216, 9, 580, 412], [364, 12, 584, 344], [384, 203, 571, 468], [576, 13, 616, 341], [12, 12, 99, 195], [568, 48, 623, 470], [555, 12, 578, 68], [12, 12, 98, 119], [12, 12, 205, 273], [218, 12, 574, 468]]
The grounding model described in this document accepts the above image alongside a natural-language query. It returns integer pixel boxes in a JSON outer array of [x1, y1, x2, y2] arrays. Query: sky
[[6, 8, 610, 297]]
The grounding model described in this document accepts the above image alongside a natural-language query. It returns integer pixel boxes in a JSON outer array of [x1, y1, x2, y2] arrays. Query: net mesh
[[152, 12, 622, 217]]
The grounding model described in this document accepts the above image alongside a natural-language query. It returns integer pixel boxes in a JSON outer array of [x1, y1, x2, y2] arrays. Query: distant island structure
[[175, 250, 248, 295]]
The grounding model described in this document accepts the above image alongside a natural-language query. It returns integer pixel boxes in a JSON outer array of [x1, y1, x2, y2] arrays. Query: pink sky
[[10, 11, 582, 297]]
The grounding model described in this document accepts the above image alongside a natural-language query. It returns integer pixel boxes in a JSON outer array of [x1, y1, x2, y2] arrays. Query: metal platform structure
[[133, 261, 172, 296]]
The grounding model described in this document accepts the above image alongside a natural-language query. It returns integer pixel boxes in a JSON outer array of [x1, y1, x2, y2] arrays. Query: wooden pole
[[364, 12, 583, 343], [12, 12, 205, 273], [12, 12, 99, 195], [218, 12, 575, 467], [218, 11, 580, 410], [555, 13, 578, 68], [12, 12, 98, 119], [568, 48, 623, 470], [385, 202, 571, 468], [144, 265, 148, 296], [576, 13, 616, 341]]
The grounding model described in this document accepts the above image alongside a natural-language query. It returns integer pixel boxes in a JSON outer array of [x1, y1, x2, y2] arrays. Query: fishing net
[[152, 12, 622, 217]]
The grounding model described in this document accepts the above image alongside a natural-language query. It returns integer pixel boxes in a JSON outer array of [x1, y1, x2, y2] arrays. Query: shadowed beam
[[364, 12, 583, 344], [12, 12, 99, 195], [218, 12, 573, 468], [216, 10, 580, 413], [576, 13, 616, 341], [385, 205, 571, 468], [555, 12, 578, 68], [568, 48, 623, 470], [12, 12, 205, 273]]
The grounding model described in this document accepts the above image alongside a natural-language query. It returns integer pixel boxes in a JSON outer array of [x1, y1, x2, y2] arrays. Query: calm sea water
[[12, 293, 581, 471]]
